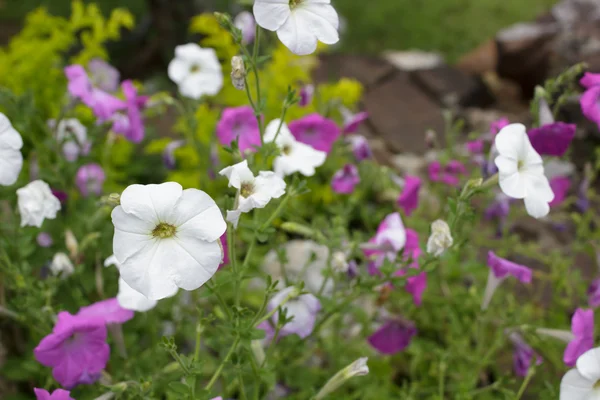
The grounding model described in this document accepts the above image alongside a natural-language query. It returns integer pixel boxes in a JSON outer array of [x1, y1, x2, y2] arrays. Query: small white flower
[[560, 347, 600, 400], [264, 119, 326, 177], [426, 219, 453, 257], [0, 112, 23, 186], [17, 180, 61, 228], [331, 251, 349, 273], [48, 118, 90, 162], [167, 43, 224, 100], [219, 160, 286, 228], [104, 255, 172, 312], [50, 252, 74, 278], [253, 0, 339, 55], [111, 182, 226, 300], [494, 123, 554, 219]]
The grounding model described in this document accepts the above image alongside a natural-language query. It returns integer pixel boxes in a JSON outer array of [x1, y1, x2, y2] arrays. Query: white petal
[[524, 173, 554, 202], [117, 277, 160, 312], [264, 119, 295, 145], [111, 206, 155, 235], [576, 348, 600, 382], [0, 113, 23, 149], [494, 155, 517, 176], [120, 182, 182, 224], [168, 58, 191, 84], [494, 123, 528, 160], [296, 3, 339, 44], [252, 171, 286, 202], [170, 236, 222, 290], [0, 146, 23, 186], [104, 255, 120, 269], [172, 189, 226, 242], [498, 171, 527, 199], [174, 43, 206, 63], [226, 209, 242, 228], [560, 369, 596, 400], [253, 0, 290, 31], [219, 160, 255, 189], [277, 11, 318, 55], [523, 195, 550, 219], [179, 71, 223, 99], [285, 142, 327, 176]]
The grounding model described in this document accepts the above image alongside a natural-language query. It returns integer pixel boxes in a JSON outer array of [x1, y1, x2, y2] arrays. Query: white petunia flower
[[560, 347, 600, 400], [264, 119, 326, 177], [167, 43, 224, 100], [17, 180, 61, 228], [104, 255, 173, 312], [50, 252, 74, 278], [111, 182, 226, 300], [0, 112, 23, 186], [253, 0, 339, 55], [494, 123, 554, 219], [426, 219, 453, 257], [48, 118, 91, 162], [219, 160, 286, 228]]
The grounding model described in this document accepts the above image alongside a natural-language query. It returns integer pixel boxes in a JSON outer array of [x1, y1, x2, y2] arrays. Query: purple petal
[[580, 72, 600, 89], [580, 86, 600, 130], [368, 319, 417, 355], [75, 163, 106, 197], [548, 176, 571, 208], [528, 123, 576, 157], [289, 113, 341, 154], [397, 176, 421, 216], [77, 298, 134, 325], [216, 106, 261, 154], [331, 164, 360, 194], [343, 111, 369, 134], [487, 251, 532, 283], [490, 118, 510, 136]]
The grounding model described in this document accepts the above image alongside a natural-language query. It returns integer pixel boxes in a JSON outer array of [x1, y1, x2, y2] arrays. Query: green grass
[[0, 0, 560, 61]]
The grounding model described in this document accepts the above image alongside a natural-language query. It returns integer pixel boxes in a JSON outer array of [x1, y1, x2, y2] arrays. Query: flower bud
[[50, 252, 75, 278], [426, 219, 453, 257], [65, 229, 79, 259], [331, 251, 349, 273], [314, 357, 369, 399], [231, 56, 246, 90]]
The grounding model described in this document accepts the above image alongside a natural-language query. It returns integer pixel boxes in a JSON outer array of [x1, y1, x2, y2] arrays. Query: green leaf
[[168, 381, 189, 395]]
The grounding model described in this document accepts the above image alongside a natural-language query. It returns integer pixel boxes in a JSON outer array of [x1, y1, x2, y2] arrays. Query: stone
[[457, 39, 498, 76], [313, 54, 395, 88], [382, 50, 445, 72]]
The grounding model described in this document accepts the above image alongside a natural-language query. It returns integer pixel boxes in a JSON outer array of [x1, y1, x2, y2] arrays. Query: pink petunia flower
[[331, 164, 360, 194], [490, 117, 510, 136], [34, 388, 75, 400], [428, 160, 467, 186], [368, 318, 417, 355], [216, 106, 261, 154], [580, 72, 600, 89], [563, 308, 595, 367], [548, 176, 571, 208], [111, 80, 148, 143], [77, 298, 134, 325], [340, 106, 369, 134], [34, 312, 109, 388], [508, 332, 542, 377], [75, 163, 105, 197], [289, 113, 341, 153], [482, 251, 532, 310], [580, 85, 600, 130], [466, 140, 484, 154], [397, 176, 421, 216]]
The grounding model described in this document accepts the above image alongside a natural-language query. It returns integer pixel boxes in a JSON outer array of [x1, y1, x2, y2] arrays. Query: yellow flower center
[[289, 0, 300, 8], [517, 159, 525, 171], [189, 64, 201, 74], [152, 222, 177, 239], [240, 182, 254, 198], [282, 144, 292, 155], [594, 380, 600, 390]]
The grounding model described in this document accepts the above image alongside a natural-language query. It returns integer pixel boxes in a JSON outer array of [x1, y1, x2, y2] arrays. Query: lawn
[[0, 0, 560, 61]]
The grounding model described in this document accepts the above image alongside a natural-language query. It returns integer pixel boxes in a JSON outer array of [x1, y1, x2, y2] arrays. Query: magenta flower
[[397, 176, 421, 216], [368, 318, 417, 355], [393, 229, 426, 305], [466, 140, 484, 154], [75, 163, 105, 197], [340, 107, 369, 134], [34, 388, 75, 400], [51, 189, 68, 205], [88, 58, 120, 93], [482, 251, 532, 310], [64, 65, 125, 121], [331, 164, 360, 194], [298, 84, 314, 107], [111, 80, 148, 143], [216, 106, 261, 154], [509, 332, 542, 377], [589, 279, 600, 308], [219, 234, 229, 270], [347, 135, 372, 161], [548, 176, 571, 208], [581, 72, 600, 89], [528, 123, 575, 157], [34, 311, 109, 388], [163, 140, 185, 169], [37, 232, 53, 248], [428, 160, 467, 186], [289, 113, 341, 153], [580, 84, 600, 130], [77, 298, 134, 325], [490, 117, 510, 135], [564, 308, 595, 367]]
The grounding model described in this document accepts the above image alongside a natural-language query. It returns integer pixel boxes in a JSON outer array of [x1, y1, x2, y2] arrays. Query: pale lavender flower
[[163, 140, 185, 169], [234, 11, 256, 44], [298, 84, 314, 107], [37, 232, 53, 248], [509, 332, 542, 377], [75, 163, 105, 197], [88, 58, 120, 93]]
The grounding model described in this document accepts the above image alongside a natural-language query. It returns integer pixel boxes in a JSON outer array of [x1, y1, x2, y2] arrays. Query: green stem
[[205, 337, 241, 391], [259, 194, 291, 231], [206, 281, 232, 320], [228, 224, 241, 307], [255, 290, 297, 326], [194, 322, 202, 361], [272, 100, 291, 143], [515, 367, 535, 400]]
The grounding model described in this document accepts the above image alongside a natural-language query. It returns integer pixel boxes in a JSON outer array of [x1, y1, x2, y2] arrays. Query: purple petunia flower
[[481, 251, 532, 310], [34, 312, 109, 388], [368, 318, 417, 355], [75, 163, 105, 197], [216, 106, 261, 154], [397, 176, 421, 216], [331, 164, 360, 194], [162, 140, 185, 170], [111, 80, 148, 143], [88, 58, 120, 93], [65, 65, 125, 122], [37, 232, 53, 248], [347, 135, 372, 162], [548, 176, 571, 208], [564, 308, 595, 367], [34, 388, 75, 400], [588, 279, 600, 308], [466, 140, 484, 154], [490, 117, 510, 136], [77, 298, 134, 325], [393, 229, 426, 305], [289, 113, 341, 154], [340, 106, 369, 134], [508, 332, 542, 377], [580, 73, 600, 130], [581, 72, 600, 90], [298, 84, 314, 107], [528, 123, 576, 157], [428, 160, 467, 186]]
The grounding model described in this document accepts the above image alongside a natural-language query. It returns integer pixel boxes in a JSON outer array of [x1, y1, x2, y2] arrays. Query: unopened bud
[[331, 251, 349, 273], [50, 252, 75, 278], [425, 129, 437, 149], [315, 357, 369, 400], [65, 229, 79, 259], [426, 220, 453, 257], [231, 56, 246, 90]]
